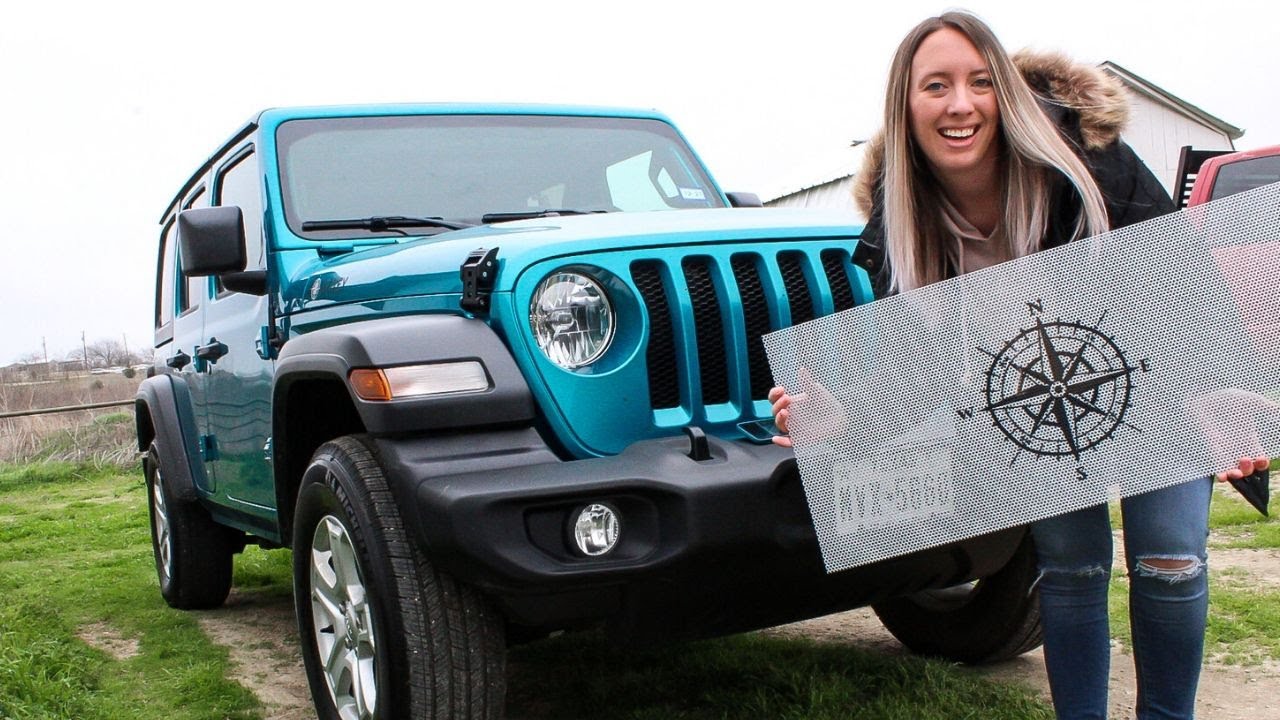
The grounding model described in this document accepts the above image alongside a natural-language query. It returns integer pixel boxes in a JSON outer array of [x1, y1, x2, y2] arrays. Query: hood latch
[[460, 246, 499, 315]]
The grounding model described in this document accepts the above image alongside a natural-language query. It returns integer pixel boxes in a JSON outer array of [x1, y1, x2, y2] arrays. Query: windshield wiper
[[480, 209, 607, 224], [301, 215, 474, 235]]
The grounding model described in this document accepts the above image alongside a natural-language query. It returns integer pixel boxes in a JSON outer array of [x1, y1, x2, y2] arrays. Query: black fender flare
[[273, 314, 536, 437], [135, 373, 207, 503]]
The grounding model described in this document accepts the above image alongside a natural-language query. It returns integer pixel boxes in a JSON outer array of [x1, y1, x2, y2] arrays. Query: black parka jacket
[[850, 51, 1174, 299]]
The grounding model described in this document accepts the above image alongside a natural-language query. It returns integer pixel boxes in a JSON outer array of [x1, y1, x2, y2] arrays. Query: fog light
[[572, 503, 620, 557]]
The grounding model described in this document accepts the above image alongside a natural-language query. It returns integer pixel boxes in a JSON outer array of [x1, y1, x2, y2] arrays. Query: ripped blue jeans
[[1030, 477, 1212, 720]]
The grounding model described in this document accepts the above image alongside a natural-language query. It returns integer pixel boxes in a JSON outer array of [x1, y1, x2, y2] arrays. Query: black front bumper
[[374, 428, 1023, 640]]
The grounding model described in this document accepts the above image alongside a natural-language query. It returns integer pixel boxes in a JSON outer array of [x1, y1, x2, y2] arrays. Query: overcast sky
[[2, 0, 1276, 366]]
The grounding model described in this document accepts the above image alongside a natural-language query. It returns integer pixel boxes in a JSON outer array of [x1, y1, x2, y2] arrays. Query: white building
[[765, 61, 1242, 213]]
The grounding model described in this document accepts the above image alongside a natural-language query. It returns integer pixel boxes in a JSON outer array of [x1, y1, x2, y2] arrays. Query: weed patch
[[0, 374, 141, 466], [0, 467, 260, 719], [507, 632, 1052, 720], [1203, 584, 1280, 664]]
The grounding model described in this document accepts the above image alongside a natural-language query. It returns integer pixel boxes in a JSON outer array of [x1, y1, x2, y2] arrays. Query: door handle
[[166, 350, 191, 370], [195, 338, 229, 362]]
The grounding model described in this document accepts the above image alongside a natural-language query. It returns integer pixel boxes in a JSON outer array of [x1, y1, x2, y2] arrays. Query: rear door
[[173, 185, 217, 494]]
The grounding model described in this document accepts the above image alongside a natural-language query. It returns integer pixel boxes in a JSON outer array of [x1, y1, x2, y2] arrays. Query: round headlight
[[529, 271, 614, 369], [572, 503, 620, 556]]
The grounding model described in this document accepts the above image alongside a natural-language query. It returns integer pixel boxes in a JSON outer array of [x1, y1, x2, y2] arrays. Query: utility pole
[[122, 333, 129, 365], [82, 331, 88, 372]]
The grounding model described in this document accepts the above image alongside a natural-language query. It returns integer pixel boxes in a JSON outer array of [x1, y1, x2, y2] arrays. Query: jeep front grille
[[630, 247, 861, 411]]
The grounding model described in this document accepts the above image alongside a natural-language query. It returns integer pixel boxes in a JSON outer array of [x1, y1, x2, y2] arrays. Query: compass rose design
[[978, 303, 1148, 465]]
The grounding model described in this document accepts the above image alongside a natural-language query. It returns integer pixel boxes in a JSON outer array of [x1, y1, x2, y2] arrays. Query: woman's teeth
[[942, 128, 975, 138]]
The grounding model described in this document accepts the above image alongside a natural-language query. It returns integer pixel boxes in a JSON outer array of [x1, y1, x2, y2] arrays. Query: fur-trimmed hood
[[851, 51, 1130, 217]]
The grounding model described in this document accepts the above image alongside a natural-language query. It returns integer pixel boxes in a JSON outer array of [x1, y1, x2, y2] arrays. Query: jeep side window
[[154, 219, 177, 341], [213, 147, 263, 295], [179, 186, 208, 314], [1211, 154, 1280, 201]]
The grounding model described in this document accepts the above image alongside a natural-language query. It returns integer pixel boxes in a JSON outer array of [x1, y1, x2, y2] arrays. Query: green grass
[[1108, 573, 1280, 666], [1204, 570, 1280, 664], [1208, 483, 1280, 548], [1202, 482, 1280, 665], [1, 461, 1059, 719], [1106, 482, 1280, 664], [229, 545, 293, 598], [0, 462, 261, 720], [9, 461, 1274, 718], [507, 633, 1052, 720]]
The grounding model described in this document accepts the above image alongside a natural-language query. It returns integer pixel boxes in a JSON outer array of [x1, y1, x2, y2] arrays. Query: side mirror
[[726, 192, 763, 208], [178, 206, 246, 276]]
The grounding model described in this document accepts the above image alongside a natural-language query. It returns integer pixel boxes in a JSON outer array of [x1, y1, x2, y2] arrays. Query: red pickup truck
[[1175, 144, 1280, 208], [1177, 144, 1280, 366]]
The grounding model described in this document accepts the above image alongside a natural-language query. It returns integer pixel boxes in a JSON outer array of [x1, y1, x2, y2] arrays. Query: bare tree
[[86, 338, 129, 369]]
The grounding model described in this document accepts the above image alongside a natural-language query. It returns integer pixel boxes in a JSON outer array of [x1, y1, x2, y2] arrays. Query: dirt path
[[185, 546, 1280, 720], [766, 606, 1280, 720], [196, 589, 313, 720]]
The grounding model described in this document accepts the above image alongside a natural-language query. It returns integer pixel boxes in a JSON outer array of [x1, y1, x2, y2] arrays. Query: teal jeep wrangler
[[136, 104, 1039, 719]]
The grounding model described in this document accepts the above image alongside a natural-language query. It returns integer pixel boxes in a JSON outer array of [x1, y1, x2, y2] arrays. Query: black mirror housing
[[220, 270, 268, 296], [726, 192, 763, 208], [179, 206, 246, 276]]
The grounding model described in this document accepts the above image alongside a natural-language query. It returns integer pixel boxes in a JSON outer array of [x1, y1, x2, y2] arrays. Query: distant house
[[763, 143, 867, 214], [1102, 61, 1242, 192], [765, 61, 1242, 212]]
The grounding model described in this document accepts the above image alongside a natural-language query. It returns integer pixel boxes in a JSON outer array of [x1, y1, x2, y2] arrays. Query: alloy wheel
[[151, 469, 172, 584], [309, 515, 378, 720]]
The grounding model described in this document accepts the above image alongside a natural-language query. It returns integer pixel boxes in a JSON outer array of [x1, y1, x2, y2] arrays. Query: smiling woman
[[906, 27, 1001, 204], [870, 12, 1111, 296], [765, 9, 1268, 720]]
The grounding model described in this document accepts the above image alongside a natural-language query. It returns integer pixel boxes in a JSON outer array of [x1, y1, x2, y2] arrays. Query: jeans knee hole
[[1032, 564, 1109, 592], [1134, 556, 1204, 583], [1041, 564, 1109, 578]]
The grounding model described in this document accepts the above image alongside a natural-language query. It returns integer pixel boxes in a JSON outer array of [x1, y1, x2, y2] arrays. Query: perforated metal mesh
[[764, 182, 1280, 572]]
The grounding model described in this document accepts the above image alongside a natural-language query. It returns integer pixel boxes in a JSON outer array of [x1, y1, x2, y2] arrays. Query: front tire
[[871, 533, 1042, 663], [144, 441, 237, 609], [293, 436, 505, 720]]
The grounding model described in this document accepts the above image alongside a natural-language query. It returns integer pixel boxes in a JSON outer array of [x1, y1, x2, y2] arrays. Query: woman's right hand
[[767, 385, 797, 448], [767, 367, 847, 448]]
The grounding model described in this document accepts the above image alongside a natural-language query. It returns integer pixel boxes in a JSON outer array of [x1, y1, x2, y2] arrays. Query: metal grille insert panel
[[629, 245, 861, 414], [764, 183, 1280, 572]]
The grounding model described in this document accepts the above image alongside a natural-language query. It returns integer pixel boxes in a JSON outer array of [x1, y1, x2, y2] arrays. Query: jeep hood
[[288, 208, 864, 308]]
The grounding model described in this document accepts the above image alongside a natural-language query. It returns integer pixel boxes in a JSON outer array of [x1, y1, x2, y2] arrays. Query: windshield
[[276, 114, 725, 239], [1210, 154, 1280, 201]]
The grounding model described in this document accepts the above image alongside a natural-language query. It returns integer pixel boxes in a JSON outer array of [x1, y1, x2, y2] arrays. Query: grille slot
[[778, 251, 816, 324], [822, 249, 856, 312], [631, 260, 681, 409], [682, 257, 729, 405], [731, 253, 775, 400]]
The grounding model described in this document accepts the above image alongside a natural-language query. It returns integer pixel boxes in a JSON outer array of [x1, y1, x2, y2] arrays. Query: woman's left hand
[[1214, 455, 1271, 483]]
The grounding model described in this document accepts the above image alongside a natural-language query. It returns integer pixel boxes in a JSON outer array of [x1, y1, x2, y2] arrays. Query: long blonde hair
[[882, 11, 1110, 292]]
